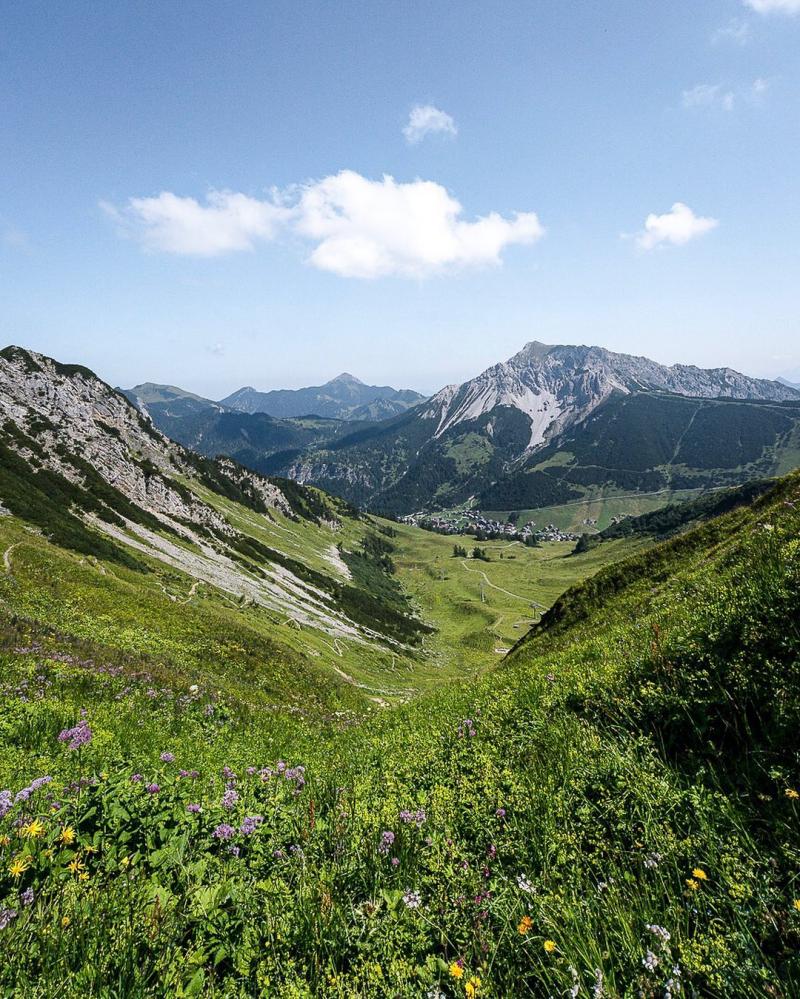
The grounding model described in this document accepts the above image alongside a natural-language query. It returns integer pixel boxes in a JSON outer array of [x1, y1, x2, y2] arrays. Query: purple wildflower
[[240, 815, 263, 836], [227, 845, 241, 857], [58, 720, 92, 751], [378, 830, 395, 855], [0, 790, 12, 818], [458, 718, 477, 738], [130, 774, 143, 783], [13, 775, 53, 805], [160, 752, 175, 763], [221, 788, 239, 810], [20, 888, 34, 907], [391, 857, 400, 868], [402, 889, 422, 909], [186, 803, 202, 814], [213, 823, 235, 840], [145, 783, 160, 794], [495, 807, 506, 819], [0, 908, 17, 931], [399, 808, 426, 827]]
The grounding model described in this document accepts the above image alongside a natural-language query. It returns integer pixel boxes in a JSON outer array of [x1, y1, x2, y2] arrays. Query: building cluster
[[399, 509, 580, 544]]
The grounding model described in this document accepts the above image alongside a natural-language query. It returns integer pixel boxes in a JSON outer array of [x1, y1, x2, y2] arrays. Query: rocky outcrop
[[0, 346, 292, 535]]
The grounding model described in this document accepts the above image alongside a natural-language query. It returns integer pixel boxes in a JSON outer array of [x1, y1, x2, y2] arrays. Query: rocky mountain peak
[[422, 341, 800, 451]]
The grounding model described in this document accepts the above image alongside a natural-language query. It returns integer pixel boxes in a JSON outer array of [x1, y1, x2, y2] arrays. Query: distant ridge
[[220, 374, 426, 421]]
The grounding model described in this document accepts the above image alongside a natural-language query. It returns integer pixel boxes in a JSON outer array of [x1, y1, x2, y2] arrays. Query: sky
[[2, 0, 799, 398]]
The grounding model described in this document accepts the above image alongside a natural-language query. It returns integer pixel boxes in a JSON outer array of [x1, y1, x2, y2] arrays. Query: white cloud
[[102, 190, 287, 256], [635, 203, 719, 251], [712, 17, 750, 43], [744, 0, 800, 13], [682, 83, 735, 111], [682, 78, 769, 112], [292, 171, 543, 278], [749, 76, 770, 103], [104, 171, 544, 278], [402, 105, 458, 144]]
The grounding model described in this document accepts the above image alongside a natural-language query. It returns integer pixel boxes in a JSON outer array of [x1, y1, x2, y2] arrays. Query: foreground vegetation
[[1, 473, 799, 996]]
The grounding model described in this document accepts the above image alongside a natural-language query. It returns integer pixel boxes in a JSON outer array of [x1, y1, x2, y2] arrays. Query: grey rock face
[[422, 341, 800, 451], [0, 346, 291, 534]]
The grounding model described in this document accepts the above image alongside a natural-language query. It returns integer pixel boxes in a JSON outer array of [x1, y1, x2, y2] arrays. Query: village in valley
[[398, 508, 584, 544]]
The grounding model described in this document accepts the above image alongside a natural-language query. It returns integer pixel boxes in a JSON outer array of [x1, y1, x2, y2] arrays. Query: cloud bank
[[402, 105, 458, 144], [106, 171, 544, 279], [636, 203, 719, 250]]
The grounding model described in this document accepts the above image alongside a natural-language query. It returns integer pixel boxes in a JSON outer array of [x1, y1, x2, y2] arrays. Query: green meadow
[[1, 473, 799, 996]]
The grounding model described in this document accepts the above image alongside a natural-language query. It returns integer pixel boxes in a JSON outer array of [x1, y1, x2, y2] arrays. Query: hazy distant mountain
[[121, 381, 354, 472], [779, 376, 800, 391], [121, 382, 225, 422], [220, 373, 426, 421]]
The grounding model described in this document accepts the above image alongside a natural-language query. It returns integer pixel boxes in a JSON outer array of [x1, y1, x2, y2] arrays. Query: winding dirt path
[[179, 580, 201, 605], [459, 559, 547, 609], [3, 542, 21, 573]]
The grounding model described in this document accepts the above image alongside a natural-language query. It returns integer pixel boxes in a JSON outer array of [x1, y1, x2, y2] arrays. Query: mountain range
[[219, 372, 426, 421], [123, 341, 800, 517], [122, 373, 425, 427]]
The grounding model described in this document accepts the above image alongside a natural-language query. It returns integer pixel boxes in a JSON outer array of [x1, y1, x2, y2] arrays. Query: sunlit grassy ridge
[[1, 474, 798, 996]]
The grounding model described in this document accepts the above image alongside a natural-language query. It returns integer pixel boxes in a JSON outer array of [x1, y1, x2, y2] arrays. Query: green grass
[[1, 473, 799, 996]]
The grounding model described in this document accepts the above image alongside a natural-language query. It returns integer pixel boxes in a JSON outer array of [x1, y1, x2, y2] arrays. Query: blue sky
[[2, 0, 799, 397]]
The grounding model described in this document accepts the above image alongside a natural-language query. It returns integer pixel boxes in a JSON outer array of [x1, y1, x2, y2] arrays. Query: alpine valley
[[2, 341, 800, 997]]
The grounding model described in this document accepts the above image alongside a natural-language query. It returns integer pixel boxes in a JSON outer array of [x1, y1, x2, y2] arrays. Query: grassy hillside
[[1, 447, 799, 995]]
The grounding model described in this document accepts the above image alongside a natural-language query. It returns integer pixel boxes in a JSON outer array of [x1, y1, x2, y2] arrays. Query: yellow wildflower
[[793, 899, 800, 912], [466, 977, 481, 998], [67, 858, 85, 876], [78, 871, 89, 881], [59, 826, 76, 845], [20, 819, 45, 839], [544, 939, 557, 953], [785, 788, 799, 800], [61, 916, 71, 928], [8, 855, 32, 878], [120, 856, 131, 868], [692, 868, 708, 881], [518, 915, 533, 935], [84, 844, 98, 854], [686, 878, 699, 891], [449, 962, 464, 980], [0, 835, 10, 847]]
